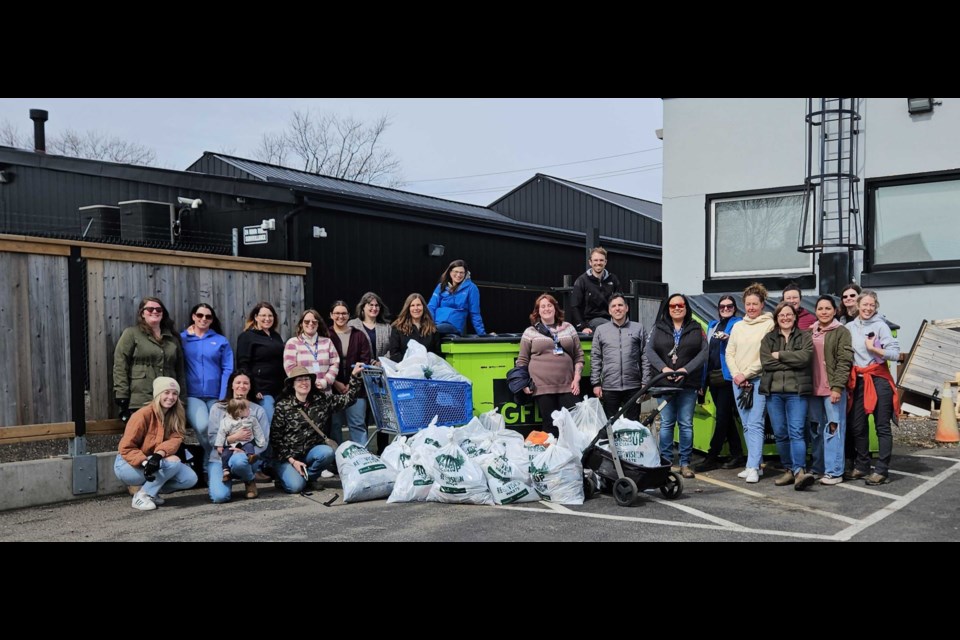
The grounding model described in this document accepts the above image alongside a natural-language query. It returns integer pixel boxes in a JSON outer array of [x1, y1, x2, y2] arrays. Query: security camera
[[177, 196, 203, 209]]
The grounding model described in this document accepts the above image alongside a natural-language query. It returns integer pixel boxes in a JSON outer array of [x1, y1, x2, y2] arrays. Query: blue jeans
[[766, 393, 810, 474], [260, 394, 276, 428], [435, 322, 461, 336], [273, 444, 335, 493], [734, 379, 767, 470], [113, 454, 197, 497], [186, 397, 217, 460], [205, 452, 256, 503], [331, 397, 368, 446], [657, 388, 697, 466], [808, 391, 847, 477]]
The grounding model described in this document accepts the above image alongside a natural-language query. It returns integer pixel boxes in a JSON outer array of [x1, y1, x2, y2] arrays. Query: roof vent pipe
[[30, 109, 48, 154]]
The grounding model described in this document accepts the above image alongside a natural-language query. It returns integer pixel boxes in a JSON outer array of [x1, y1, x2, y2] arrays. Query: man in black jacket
[[569, 247, 621, 335]]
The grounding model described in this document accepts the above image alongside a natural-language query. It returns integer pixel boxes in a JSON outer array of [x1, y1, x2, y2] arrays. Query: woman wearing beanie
[[114, 377, 198, 511]]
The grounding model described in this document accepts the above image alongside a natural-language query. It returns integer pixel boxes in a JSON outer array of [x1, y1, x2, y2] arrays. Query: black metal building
[[0, 145, 662, 333], [490, 173, 662, 246]]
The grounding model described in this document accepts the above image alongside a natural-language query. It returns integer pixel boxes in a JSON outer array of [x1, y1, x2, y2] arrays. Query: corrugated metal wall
[[291, 210, 660, 333], [490, 177, 662, 246]]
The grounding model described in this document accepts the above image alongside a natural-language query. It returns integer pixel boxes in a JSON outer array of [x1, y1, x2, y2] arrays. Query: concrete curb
[[0, 452, 126, 512]]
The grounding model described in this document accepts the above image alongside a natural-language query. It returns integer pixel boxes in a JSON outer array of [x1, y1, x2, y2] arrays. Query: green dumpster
[[442, 334, 592, 435]]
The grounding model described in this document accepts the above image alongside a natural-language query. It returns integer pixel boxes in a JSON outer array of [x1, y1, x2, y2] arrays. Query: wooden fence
[[0, 234, 309, 442]]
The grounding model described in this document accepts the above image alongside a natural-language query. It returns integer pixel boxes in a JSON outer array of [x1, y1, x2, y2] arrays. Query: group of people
[[110, 260, 491, 510], [699, 282, 898, 489], [110, 244, 898, 511]]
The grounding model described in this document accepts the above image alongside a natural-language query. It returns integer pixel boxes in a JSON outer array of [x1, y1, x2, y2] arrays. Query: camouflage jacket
[[270, 374, 362, 462]]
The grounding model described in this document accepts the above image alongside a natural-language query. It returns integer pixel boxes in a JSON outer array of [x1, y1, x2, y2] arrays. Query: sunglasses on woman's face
[[194, 312, 213, 320], [719, 304, 735, 311], [143, 306, 163, 314], [842, 293, 857, 299], [669, 303, 685, 310]]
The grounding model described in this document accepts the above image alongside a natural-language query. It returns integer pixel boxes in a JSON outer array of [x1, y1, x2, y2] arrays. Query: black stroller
[[581, 370, 685, 507]]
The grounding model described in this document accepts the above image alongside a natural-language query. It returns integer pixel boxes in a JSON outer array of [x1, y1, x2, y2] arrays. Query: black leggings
[[707, 380, 743, 458], [535, 393, 577, 437]]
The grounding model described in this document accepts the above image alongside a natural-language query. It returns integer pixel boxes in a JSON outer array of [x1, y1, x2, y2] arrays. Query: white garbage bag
[[424, 442, 494, 505], [335, 441, 395, 503], [381, 435, 412, 473], [387, 449, 434, 503], [611, 417, 660, 467], [481, 451, 539, 505], [477, 408, 506, 432], [452, 417, 496, 458], [530, 443, 584, 505], [408, 418, 452, 452], [569, 396, 607, 442]]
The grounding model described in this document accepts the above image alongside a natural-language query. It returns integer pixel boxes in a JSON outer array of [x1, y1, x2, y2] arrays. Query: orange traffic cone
[[935, 381, 960, 443]]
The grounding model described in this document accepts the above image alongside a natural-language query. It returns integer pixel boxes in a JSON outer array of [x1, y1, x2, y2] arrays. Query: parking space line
[[912, 454, 960, 463], [832, 459, 960, 541], [646, 493, 740, 528], [887, 469, 933, 480], [539, 500, 575, 514], [503, 503, 839, 540], [695, 475, 858, 525], [835, 483, 898, 499]]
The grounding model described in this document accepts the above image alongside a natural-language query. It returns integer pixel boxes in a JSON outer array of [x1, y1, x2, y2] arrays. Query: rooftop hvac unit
[[79, 205, 121, 240], [118, 200, 175, 244]]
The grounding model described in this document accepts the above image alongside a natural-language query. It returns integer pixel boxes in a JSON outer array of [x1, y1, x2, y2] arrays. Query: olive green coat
[[759, 328, 813, 396], [113, 326, 185, 408]]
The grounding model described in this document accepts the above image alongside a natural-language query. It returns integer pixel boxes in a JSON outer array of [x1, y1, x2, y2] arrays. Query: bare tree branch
[[252, 110, 402, 185], [0, 119, 28, 148], [47, 129, 158, 165]]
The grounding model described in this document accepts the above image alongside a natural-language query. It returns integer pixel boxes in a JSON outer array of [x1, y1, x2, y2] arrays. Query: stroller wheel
[[613, 477, 638, 507], [660, 471, 684, 499]]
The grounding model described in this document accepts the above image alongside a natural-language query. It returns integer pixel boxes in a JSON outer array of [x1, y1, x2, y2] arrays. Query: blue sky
[[0, 98, 663, 206]]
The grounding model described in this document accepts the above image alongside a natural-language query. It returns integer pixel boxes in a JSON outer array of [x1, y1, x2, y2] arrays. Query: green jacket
[[759, 328, 813, 396], [818, 324, 854, 393], [113, 326, 185, 408]]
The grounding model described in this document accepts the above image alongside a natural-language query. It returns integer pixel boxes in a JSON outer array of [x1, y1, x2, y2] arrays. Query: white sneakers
[[737, 467, 763, 479], [131, 490, 157, 511], [744, 468, 760, 483], [320, 469, 335, 479]]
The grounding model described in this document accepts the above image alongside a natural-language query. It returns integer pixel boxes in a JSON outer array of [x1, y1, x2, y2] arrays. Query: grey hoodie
[[845, 314, 899, 368]]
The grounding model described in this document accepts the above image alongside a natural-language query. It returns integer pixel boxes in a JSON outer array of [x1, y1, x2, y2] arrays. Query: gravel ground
[[1, 416, 954, 463]]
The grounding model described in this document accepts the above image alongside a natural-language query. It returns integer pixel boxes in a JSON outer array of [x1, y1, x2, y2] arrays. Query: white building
[[661, 97, 960, 348]]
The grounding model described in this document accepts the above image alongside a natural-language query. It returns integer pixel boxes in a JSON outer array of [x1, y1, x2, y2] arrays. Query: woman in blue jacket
[[696, 296, 744, 472], [181, 303, 234, 462], [428, 260, 488, 336]]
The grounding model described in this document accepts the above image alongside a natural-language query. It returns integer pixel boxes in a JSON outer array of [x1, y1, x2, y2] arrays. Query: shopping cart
[[581, 370, 685, 507], [361, 366, 473, 446]]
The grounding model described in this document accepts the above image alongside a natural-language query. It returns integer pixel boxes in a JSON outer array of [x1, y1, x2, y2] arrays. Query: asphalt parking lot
[[1, 445, 957, 542]]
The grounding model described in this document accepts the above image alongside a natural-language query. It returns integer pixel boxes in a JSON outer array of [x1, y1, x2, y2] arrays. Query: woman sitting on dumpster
[[114, 377, 198, 511], [270, 363, 365, 494], [645, 293, 707, 479], [515, 293, 584, 437], [390, 292, 441, 357], [428, 259, 488, 336]]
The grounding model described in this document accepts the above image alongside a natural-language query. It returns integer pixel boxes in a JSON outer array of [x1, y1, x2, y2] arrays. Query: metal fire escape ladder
[[799, 98, 864, 252]]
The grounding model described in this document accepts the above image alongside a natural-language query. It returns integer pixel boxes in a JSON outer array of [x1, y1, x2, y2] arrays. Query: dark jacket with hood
[[644, 294, 708, 391], [569, 269, 621, 329]]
